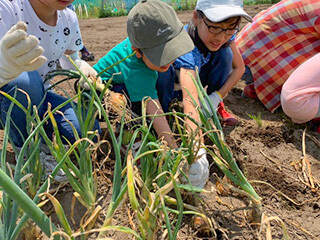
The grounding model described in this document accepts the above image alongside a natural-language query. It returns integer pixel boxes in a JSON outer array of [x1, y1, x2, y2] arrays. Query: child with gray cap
[[93, 0, 209, 188], [156, 0, 252, 127]]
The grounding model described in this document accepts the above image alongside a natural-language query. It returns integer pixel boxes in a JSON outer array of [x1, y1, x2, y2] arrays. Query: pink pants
[[281, 53, 320, 124]]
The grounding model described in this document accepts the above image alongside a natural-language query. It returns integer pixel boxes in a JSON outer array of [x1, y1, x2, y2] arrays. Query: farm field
[[1, 4, 320, 240]]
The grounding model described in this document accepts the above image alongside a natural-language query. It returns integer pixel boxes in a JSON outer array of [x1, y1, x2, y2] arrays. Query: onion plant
[[0, 89, 69, 240], [40, 53, 137, 212], [43, 54, 141, 236], [99, 118, 186, 239], [38, 54, 226, 239], [97, 97, 214, 239], [46, 55, 137, 237], [0, 83, 103, 238], [0, 51, 139, 239], [188, 70, 262, 222]]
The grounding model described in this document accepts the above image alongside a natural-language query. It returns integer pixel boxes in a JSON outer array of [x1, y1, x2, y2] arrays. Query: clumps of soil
[[239, 125, 285, 148]]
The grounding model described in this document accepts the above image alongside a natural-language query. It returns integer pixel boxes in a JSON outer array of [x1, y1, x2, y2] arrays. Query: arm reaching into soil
[[146, 98, 178, 149]]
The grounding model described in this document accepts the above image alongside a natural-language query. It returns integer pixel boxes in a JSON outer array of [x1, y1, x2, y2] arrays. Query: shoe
[[242, 83, 258, 99], [40, 145, 68, 182], [81, 51, 95, 61], [217, 102, 238, 126]]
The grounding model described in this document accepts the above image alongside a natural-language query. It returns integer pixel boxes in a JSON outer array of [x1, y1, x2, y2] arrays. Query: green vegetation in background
[[168, 0, 197, 11], [74, 0, 282, 18], [73, 3, 99, 18], [98, 7, 128, 18], [243, 0, 281, 4], [74, 0, 198, 18]]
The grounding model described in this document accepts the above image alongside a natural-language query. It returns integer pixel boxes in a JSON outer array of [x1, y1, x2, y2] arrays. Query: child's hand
[[181, 148, 209, 188], [77, 60, 104, 91], [0, 21, 47, 81]]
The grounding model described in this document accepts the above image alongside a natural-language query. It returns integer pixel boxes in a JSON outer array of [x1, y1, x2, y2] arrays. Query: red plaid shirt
[[236, 0, 320, 112]]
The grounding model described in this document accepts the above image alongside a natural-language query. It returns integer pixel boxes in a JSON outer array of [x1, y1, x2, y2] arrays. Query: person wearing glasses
[[156, 0, 252, 127]]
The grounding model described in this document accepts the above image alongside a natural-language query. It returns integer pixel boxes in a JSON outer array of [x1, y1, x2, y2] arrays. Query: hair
[[187, 10, 240, 48]]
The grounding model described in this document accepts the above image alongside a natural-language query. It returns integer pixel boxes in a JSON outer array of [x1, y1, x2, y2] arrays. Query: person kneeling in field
[[236, 0, 320, 114], [156, 0, 252, 127], [0, 0, 101, 182], [281, 53, 320, 133], [91, 0, 209, 188]]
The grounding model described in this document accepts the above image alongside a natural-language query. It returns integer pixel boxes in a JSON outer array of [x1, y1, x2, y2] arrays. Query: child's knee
[[2, 71, 44, 106], [16, 71, 44, 92]]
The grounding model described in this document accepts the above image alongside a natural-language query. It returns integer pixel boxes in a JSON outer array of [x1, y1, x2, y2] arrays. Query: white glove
[[70, 53, 104, 91], [202, 91, 223, 114], [76, 59, 103, 91], [181, 148, 209, 188], [0, 21, 46, 83]]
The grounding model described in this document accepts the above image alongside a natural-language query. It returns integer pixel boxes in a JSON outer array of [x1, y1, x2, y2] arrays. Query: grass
[[247, 112, 263, 128]]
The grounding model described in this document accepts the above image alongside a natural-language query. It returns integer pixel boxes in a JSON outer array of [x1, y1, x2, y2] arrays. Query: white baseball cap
[[196, 0, 252, 22]]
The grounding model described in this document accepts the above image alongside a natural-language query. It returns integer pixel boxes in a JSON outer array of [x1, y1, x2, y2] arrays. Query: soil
[[2, 4, 320, 240]]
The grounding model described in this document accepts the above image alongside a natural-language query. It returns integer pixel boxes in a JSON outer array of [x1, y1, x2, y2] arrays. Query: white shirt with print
[[0, 0, 83, 89]]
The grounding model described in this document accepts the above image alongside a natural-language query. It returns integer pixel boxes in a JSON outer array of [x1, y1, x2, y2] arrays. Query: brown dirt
[[2, 4, 320, 240]]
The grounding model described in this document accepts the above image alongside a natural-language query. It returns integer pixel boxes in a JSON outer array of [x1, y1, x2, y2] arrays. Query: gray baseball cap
[[127, 0, 194, 66], [196, 0, 252, 22]]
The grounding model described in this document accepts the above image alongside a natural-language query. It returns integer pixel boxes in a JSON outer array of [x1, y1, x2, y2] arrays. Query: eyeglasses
[[202, 19, 239, 35]]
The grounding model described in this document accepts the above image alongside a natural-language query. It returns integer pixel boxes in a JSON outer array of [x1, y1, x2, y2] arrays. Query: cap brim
[[203, 6, 252, 23], [141, 28, 194, 67]]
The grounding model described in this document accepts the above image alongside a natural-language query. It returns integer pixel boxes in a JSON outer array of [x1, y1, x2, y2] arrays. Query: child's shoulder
[[58, 7, 79, 25]]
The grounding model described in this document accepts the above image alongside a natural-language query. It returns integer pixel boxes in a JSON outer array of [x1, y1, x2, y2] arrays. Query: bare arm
[[218, 41, 245, 97], [146, 98, 178, 149], [180, 68, 203, 143]]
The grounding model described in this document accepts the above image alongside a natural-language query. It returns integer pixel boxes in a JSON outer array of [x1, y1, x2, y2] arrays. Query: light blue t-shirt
[[93, 38, 158, 102]]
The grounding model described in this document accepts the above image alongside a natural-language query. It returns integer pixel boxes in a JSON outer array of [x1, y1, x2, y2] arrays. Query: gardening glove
[[201, 91, 223, 114], [181, 148, 209, 188], [0, 21, 46, 85], [60, 52, 104, 91], [75, 58, 104, 92]]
